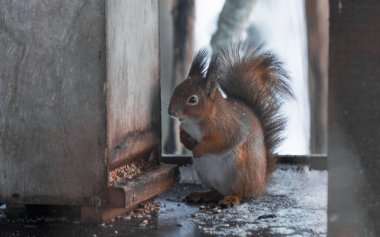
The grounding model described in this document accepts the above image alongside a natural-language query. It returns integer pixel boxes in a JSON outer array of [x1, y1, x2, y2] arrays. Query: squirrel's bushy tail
[[212, 40, 294, 173]]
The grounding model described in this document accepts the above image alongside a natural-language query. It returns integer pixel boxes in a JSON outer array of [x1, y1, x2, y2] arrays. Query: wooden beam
[[109, 164, 178, 207]]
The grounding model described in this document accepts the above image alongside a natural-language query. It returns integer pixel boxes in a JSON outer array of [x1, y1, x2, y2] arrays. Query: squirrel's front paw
[[218, 195, 241, 208], [180, 129, 198, 150]]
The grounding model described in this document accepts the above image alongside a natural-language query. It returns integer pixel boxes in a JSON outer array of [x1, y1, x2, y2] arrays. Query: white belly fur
[[192, 149, 236, 196]]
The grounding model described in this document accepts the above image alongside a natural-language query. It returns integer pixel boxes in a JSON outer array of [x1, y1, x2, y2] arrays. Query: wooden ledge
[[81, 164, 178, 223]]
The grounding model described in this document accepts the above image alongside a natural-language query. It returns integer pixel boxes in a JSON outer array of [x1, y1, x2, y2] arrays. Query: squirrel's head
[[168, 75, 218, 122], [168, 50, 220, 122]]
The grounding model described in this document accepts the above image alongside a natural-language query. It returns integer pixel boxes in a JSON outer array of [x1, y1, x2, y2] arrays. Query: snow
[[189, 166, 327, 236]]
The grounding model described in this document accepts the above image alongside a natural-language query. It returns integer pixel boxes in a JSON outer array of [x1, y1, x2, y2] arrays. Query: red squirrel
[[168, 40, 293, 207]]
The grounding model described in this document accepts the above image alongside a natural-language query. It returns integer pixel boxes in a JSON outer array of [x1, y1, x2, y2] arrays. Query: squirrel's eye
[[187, 95, 198, 105]]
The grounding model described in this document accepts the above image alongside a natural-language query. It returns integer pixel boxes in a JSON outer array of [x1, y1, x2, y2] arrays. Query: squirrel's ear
[[205, 54, 219, 98], [188, 49, 208, 78], [205, 78, 218, 99]]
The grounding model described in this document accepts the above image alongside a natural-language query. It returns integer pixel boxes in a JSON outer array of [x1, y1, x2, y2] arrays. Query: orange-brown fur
[[220, 195, 241, 207], [168, 41, 293, 205], [171, 82, 267, 200], [234, 133, 267, 198], [193, 92, 242, 158]]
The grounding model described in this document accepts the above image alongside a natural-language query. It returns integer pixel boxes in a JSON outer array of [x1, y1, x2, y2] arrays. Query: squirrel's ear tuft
[[205, 53, 219, 98], [188, 49, 209, 78]]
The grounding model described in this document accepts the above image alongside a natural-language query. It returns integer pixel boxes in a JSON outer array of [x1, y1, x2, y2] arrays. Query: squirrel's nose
[[168, 100, 181, 119], [168, 108, 174, 117]]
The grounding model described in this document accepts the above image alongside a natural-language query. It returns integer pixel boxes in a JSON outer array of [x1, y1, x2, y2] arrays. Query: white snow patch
[[189, 166, 327, 236]]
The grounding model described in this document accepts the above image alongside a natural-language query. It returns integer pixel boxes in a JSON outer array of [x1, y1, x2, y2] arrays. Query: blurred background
[[160, 0, 328, 156]]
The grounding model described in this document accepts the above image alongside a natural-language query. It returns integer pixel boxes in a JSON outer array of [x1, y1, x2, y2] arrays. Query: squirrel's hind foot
[[218, 195, 241, 208], [185, 190, 223, 203]]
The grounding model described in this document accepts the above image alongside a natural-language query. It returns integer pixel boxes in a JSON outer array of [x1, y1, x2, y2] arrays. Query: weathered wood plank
[[0, 0, 162, 208], [106, 0, 161, 168], [109, 164, 178, 208], [0, 1, 108, 205]]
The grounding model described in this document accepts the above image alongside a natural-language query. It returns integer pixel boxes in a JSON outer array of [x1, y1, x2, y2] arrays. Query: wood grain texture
[[106, 0, 161, 168], [329, 0, 380, 235], [109, 164, 178, 208], [0, 1, 107, 205]]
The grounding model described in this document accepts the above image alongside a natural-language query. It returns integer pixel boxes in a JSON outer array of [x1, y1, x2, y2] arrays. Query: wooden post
[[106, 0, 161, 169], [0, 1, 164, 212], [0, 0, 108, 205], [306, 0, 329, 154]]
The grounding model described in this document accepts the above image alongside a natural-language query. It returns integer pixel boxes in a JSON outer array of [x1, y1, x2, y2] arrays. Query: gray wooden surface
[[0, 1, 107, 205], [0, 1, 161, 205], [106, 0, 160, 169]]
